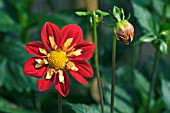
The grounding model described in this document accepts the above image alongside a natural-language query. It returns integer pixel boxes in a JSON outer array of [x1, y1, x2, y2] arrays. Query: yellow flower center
[[48, 49, 68, 69]]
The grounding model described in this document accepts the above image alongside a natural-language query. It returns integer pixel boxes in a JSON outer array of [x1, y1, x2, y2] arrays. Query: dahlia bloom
[[23, 22, 95, 97]]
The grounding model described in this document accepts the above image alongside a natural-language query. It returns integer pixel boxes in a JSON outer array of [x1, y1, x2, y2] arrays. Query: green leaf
[[160, 30, 170, 36], [67, 103, 100, 113], [140, 34, 157, 42], [115, 87, 134, 113], [131, 1, 154, 33], [113, 6, 121, 21], [0, 37, 37, 92], [0, 11, 20, 32], [164, 110, 170, 113], [159, 40, 168, 54], [116, 66, 133, 82], [160, 30, 170, 41], [104, 84, 134, 113], [167, 5, 170, 18], [137, 106, 145, 113], [0, 0, 4, 9], [161, 78, 170, 110], [15, 3, 28, 27], [75, 11, 89, 16], [134, 70, 150, 106], [153, 0, 163, 16], [150, 98, 164, 113], [0, 97, 41, 113]]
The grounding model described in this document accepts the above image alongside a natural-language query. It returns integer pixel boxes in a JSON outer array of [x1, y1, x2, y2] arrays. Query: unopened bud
[[114, 20, 134, 44]]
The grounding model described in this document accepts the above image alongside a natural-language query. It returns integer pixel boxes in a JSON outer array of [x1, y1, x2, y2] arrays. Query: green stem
[[92, 11, 104, 113], [58, 93, 62, 113], [146, 0, 167, 112], [161, 0, 168, 24], [146, 50, 159, 113], [31, 91, 37, 109], [111, 36, 116, 113]]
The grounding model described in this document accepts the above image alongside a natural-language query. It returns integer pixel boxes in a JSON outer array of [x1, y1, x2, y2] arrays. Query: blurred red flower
[[23, 22, 95, 97]]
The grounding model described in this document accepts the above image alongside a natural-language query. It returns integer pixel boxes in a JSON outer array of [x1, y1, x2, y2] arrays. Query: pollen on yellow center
[[48, 49, 68, 69]]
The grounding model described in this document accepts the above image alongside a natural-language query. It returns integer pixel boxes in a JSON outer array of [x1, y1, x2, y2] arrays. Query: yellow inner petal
[[46, 69, 55, 79], [67, 49, 82, 57], [49, 36, 57, 50], [58, 70, 65, 83], [35, 58, 48, 68], [63, 38, 75, 51], [66, 61, 78, 71], [64, 38, 73, 48], [39, 48, 47, 55]]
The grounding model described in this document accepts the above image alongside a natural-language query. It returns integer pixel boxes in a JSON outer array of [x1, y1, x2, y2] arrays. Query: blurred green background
[[0, 0, 170, 113]]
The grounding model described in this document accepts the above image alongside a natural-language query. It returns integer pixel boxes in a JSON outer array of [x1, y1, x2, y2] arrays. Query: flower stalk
[[146, 0, 168, 112], [92, 11, 104, 113], [146, 50, 159, 113], [58, 93, 62, 113], [161, 0, 168, 24], [111, 36, 116, 113], [110, 6, 134, 113]]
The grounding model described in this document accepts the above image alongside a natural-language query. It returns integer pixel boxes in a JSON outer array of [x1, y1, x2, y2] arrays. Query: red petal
[[68, 60, 93, 84], [69, 70, 88, 84], [25, 42, 49, 57], [70, 41, 95, 60], [41, 22, 61, 49], [37, 78, 53, 91], [54, 70, 70, 97], [23, 58, 47, 78], [71, 60, 93, 78], [60, 24, 83, 47]]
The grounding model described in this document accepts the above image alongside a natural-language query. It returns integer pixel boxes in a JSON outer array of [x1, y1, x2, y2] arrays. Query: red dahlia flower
[[23, 22, 95, 97]]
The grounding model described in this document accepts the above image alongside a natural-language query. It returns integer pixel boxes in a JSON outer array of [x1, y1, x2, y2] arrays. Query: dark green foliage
[[0, 37, 37, 92]]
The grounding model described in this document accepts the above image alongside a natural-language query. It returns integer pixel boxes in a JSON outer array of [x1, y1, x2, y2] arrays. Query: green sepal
[[102, 21, 114, 27], [112, 6, 127, 21], [113, 6, 121, 21], [76, 10, 109, 24], [120, 8, 125, 20], [126, 13, 131, 20], [75, 11, 90, 16], [96, 10, 109, 16]]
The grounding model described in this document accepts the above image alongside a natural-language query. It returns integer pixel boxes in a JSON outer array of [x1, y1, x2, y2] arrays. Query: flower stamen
[[48, 49, 68, 69]]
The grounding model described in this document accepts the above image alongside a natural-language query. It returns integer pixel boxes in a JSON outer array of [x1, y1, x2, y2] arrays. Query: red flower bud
[[114, 20, 134, 44]]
